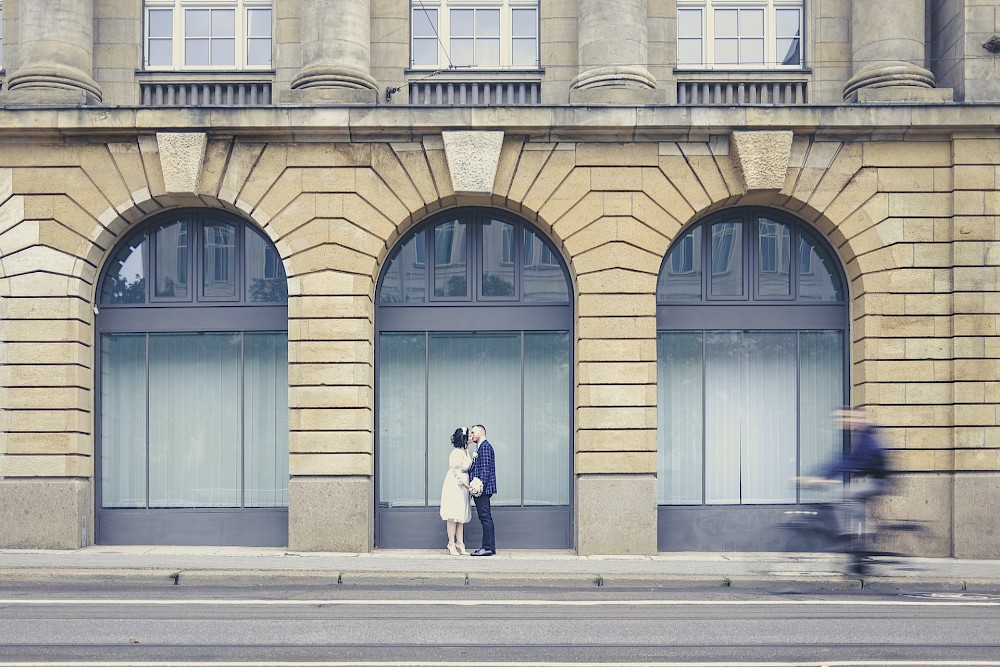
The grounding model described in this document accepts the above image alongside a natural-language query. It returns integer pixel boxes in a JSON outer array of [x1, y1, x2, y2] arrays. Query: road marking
[[3, 661, 1000, 667], [1, 598, 1000, 607]]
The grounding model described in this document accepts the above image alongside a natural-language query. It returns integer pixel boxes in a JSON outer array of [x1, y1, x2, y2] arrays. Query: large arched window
[[96, 210, 288, 546], [656, 208, 847, 551], [376, 208, 572, 548]]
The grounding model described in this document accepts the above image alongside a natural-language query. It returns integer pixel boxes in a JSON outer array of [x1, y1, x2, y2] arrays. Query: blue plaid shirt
[[469, 439, 497, 495]]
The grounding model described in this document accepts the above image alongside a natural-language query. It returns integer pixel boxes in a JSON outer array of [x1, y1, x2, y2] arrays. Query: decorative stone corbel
[[730, 131, 793, 192], [441, 131, 505, 196]]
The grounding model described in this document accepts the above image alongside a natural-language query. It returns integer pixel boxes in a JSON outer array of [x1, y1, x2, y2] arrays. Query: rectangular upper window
[[410, 1, 539, 70], [677, 0, 802, 69], [144, 1, 272, 70]]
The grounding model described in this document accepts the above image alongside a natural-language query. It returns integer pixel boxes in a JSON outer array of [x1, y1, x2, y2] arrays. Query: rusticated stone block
[[730, 130, 793, 191]]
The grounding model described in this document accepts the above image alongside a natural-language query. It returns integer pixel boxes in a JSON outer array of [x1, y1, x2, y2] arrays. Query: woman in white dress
[[439, 426, 473, 555]]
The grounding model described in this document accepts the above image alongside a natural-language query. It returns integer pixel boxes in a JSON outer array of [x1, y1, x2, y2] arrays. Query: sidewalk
[[2, 546, 999, 591]]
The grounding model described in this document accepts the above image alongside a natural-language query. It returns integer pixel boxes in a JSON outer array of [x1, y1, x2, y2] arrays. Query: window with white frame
[[677, 0, 802, 69], [410, 1, 539, 69], [144, 1, 272, 70]]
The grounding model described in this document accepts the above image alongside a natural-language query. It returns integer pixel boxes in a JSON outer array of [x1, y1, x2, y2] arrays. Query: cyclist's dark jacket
[[823, 426, 888, 479]]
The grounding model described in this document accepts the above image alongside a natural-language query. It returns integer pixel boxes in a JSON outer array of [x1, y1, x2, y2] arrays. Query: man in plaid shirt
[[468, 424, 497, 556]]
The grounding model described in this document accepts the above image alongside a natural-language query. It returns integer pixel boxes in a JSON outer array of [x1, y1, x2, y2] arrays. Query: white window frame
[[409, 0, 540, 70], [143, 0, 273, 71], [677, 0, 803, 70]]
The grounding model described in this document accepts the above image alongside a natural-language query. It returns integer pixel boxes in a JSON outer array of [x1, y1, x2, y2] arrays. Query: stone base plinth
[[576, 474, 657, 555], [872, 472, 953, 557], [289, 476, 372, 552], [0, 479, 91, 549], [569, 86, 664, 105], [281, 88, 378, 105], [954, 473, 1000, 559], [854, 87, 954, 103]]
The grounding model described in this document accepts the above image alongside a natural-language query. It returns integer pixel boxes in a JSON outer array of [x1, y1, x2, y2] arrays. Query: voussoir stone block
[[441, 131, 505, 196], [156, 133, 207, 193], [731, 131, 793, 191]]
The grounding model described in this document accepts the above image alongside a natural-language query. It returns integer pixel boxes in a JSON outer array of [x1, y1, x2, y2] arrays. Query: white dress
[[439, 448, 472, 523]]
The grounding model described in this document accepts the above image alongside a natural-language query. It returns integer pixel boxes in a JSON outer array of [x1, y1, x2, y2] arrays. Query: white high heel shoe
[[456, 542, 470, 555], [447, 542, 460, 556]]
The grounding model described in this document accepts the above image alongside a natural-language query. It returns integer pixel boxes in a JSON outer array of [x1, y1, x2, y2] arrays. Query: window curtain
[[658, 330, 843, 505], [101, 331, 288, 509], [378, 330, 571, 508]]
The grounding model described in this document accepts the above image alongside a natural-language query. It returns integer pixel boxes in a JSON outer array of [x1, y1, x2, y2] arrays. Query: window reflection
[[523, 229, 568, 303], [434, 220, 468, 298], [203, 222, 236, 298], [103, 234, 148, 304], [379, 231, 427, 303], [710, 221, 743, 297], [798, 236, 841, 301], [658, 226, 703, 301], [482, 219, 515, 297], [246, 227, 288, 303], [154, 220, 190, 299], [757, 218, 790, 297]]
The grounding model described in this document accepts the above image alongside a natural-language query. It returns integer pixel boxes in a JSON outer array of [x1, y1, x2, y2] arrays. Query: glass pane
[[379, 231, 427, 303], [658, 226, 703, 301], [378, 333, 428, 506], [776, 9, 800, 36], [247, 38, 272, 66], [476, 38, 501, 67], [148, 40, 173, 67], [413, 8, 437, 37], [779, 38, 801, 66], [451, 9, 474, 35], [714, 38, 738, 64], [429, 333, 522, 506], [211, 9, 235, 36], [186, 9, 210, 37], [710, 221, 742, 297], [798, 235, 842, 301], [758, 218, 791, 297], [512, 9, 537, 37], [101, 334, 147, 508], [523, 332, 570, 506], [212, 38, 236, 65], [799, 331, 845, 503], [412, 39, 438, 66], [678, 9, 702, 38], [148, 9, 173, 38], [740, 38, 764, 65], [202, 222, 236, 298], [741, 9, 764, 37], [714, 9, 738, 37], [102, 233, 147, 304], [148, 333, 241, 508], [434, 220, 468, 298], [185, 39, 209, 66], [742, 332, 797, 504], [512, 39, 537, 67], [154, 220, 189, 299], [677, 39, 702, 66], [522, 229, 569, 303], [248, 9, 272, 37], [704, 331, 741, 504], [482, 219, 515, 297], [477, 9, 500, 36], [657, 332, 704, 504], [243, 332, 288, 508], [246, 227, 288, 303], [450, 38, 474, 67]]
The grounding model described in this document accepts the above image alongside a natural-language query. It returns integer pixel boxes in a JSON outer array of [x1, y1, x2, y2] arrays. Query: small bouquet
[[469, 477, 483, 497]]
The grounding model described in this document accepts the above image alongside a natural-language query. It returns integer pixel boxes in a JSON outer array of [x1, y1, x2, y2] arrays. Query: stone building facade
[[0, 0, 999, 558]]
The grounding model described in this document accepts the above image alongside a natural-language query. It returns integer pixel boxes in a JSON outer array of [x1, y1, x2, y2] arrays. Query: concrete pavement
[[1, 546, 999, 591]]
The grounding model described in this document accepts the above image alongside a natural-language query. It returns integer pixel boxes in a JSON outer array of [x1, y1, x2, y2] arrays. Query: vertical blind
[[378, 331, 570, 508], [101, 331, 288, 509]]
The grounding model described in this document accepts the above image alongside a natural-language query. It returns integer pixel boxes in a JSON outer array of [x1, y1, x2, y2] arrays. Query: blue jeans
[[473, 493, 495, 553]]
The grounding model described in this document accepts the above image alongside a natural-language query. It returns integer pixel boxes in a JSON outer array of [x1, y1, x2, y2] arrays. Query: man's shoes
[[470, 549, 494, 556]]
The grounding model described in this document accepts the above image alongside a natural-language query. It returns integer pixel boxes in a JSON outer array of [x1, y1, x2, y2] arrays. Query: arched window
[[656, 208, 847, 551], [96, 210, 288, 546], [376, 208, 572, 548]]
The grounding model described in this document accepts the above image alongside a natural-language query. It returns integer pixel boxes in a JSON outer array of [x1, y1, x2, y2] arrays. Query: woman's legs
[[446, 520, 459, 555], [455, 522, 467, 554]]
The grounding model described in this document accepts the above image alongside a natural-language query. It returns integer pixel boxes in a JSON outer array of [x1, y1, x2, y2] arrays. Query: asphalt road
[[1, 583, 999, 665]]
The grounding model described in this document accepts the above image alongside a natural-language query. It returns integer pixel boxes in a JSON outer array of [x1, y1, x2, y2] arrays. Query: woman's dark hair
[[451, 427, 468, 448]]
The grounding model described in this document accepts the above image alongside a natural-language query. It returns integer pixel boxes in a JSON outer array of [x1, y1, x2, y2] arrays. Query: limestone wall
[[0, 108, 998, 555]]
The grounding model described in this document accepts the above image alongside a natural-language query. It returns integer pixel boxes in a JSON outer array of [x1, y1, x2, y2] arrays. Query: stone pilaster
[[843, 0, 951, 102], [286, 0, 379, 104], [5, 0, 102, 104], [569, 0, 659, 104]]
